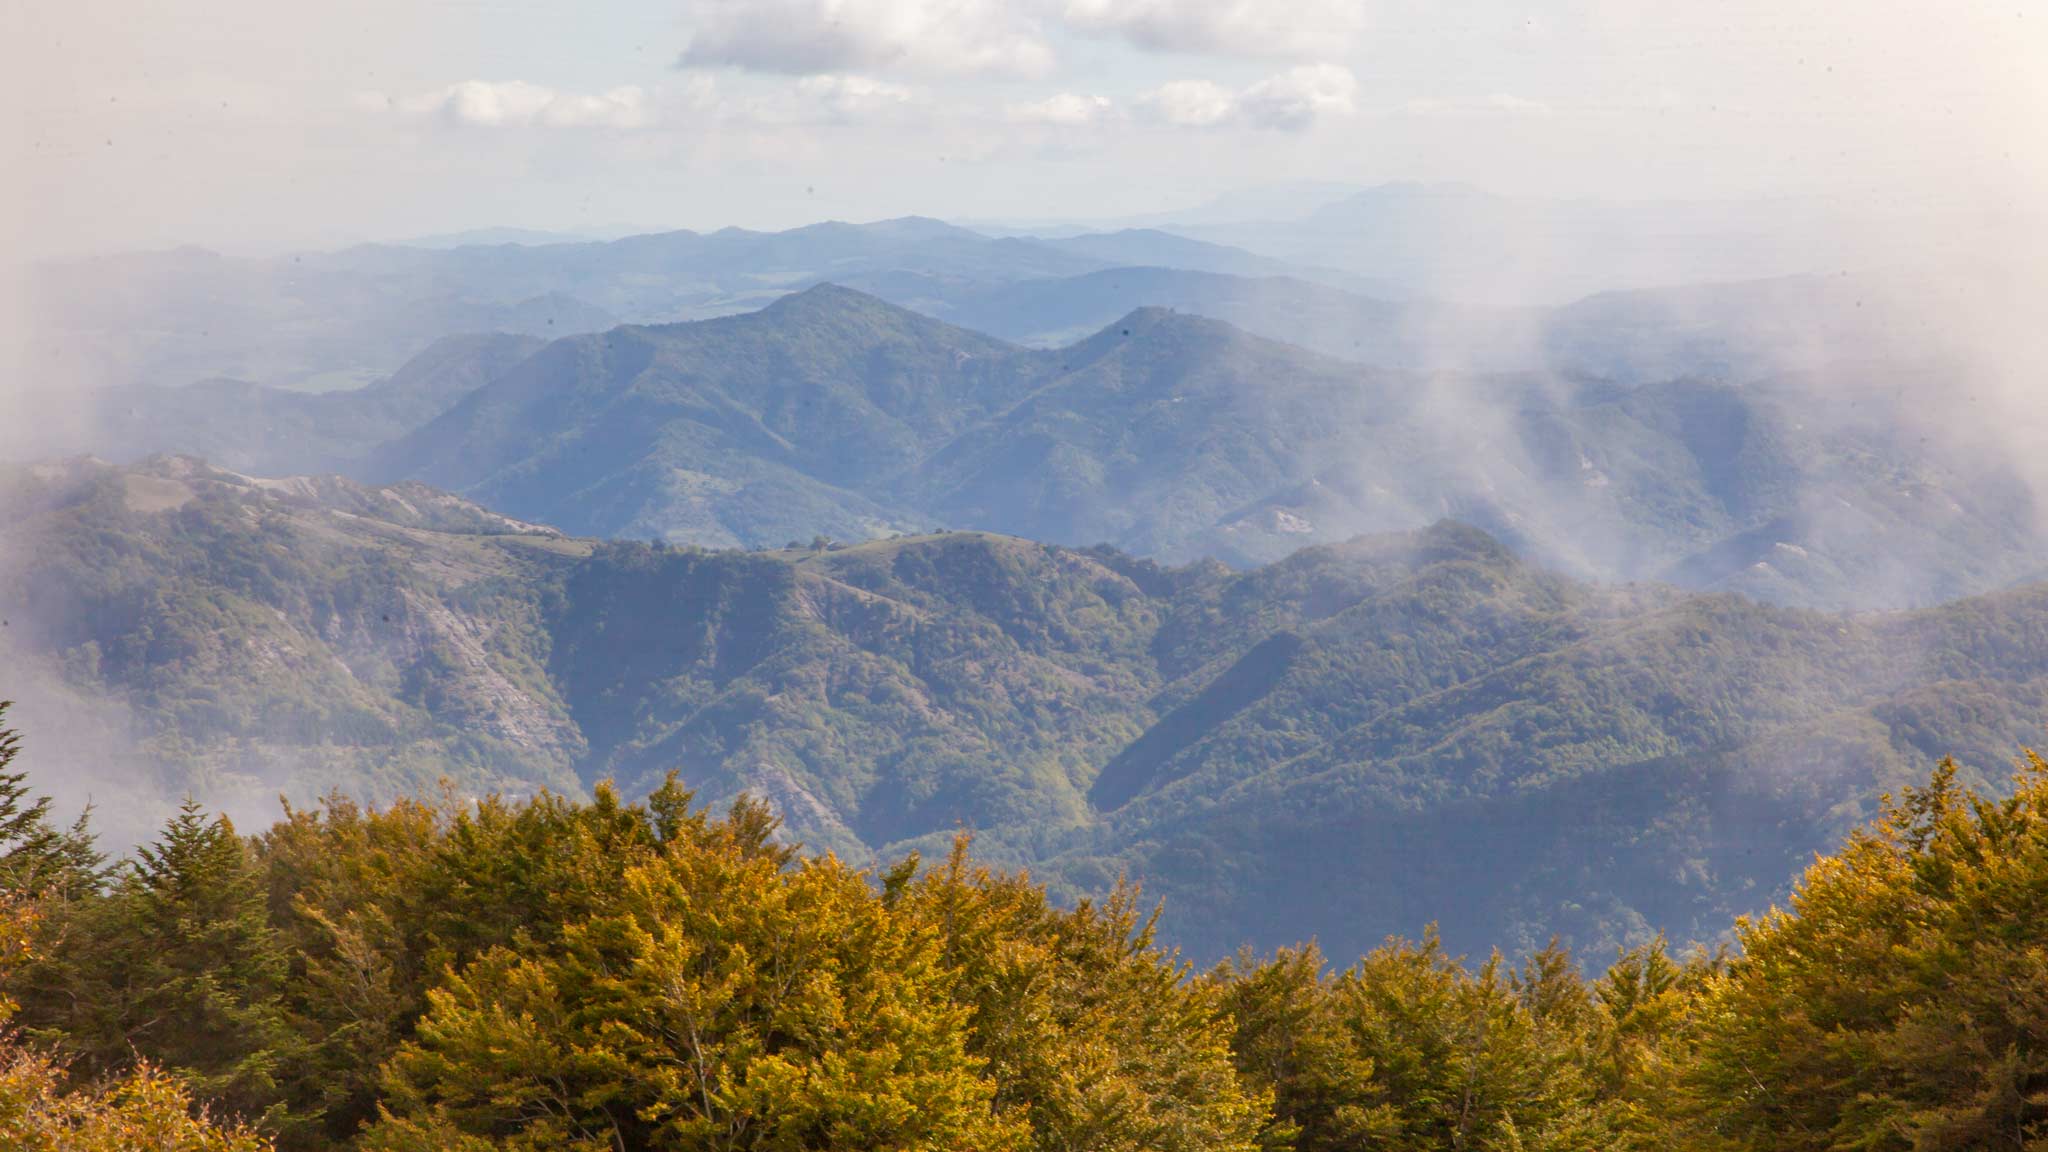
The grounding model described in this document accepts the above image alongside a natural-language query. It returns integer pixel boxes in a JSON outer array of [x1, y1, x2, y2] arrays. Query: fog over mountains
[[6, 185, 2047, 959], [19, 224, 2047, 611]]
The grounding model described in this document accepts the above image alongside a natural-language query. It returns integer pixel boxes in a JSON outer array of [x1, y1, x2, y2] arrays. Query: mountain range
[[6, 455, 2048, 960], [13, 195, 2048, 968], [28, 183, 1929, 397], [23, 216, 1352, 395], [24, 277, 2045, 611]]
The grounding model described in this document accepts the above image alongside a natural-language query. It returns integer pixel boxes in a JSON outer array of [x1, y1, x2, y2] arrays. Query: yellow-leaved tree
[[1678, 756, 2048, 1150]]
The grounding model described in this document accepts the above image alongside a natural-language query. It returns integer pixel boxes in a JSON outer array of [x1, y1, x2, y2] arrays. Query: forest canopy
[[1, 699, 2045, 1151]]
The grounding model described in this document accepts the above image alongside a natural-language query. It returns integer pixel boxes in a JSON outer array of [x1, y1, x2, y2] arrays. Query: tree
[[1, 834, 269, 1152], [259, 793, 447, 1150], [46, 801, 298, 1125], [258, 776, 728, 1149], [1211, 943, 1395, 1152], [1331, 927, 1605, 1151], [898, 839, 1267, 1152], [0, 703, 102, 900], [369, 802, 1017, 1152], [1680, 756, 2048, 1150], [0, 1042, 276, 1152]]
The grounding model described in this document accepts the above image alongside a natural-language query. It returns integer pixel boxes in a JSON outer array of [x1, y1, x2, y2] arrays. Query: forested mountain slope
[[366, 284, 1051, 548], [7, 456, 2048, 957]]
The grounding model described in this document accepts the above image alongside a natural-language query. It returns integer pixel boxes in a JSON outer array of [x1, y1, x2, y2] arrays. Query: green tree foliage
[[0, 897, 273, 1151], [1326, 930, 1600, 1151], [4, 688, 2048, 1152], [257, 777, 718, 1148], [33, 801, 300, 1124]]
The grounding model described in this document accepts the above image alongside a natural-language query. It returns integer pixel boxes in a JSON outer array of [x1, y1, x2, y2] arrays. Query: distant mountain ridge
[[23, 216, 1307, 393]]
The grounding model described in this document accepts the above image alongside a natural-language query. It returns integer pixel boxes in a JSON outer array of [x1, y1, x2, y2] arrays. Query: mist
[[3, 0, 2047, 848]]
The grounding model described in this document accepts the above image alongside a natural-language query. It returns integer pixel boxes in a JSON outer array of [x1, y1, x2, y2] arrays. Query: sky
[[3, 0, 2046, 257]]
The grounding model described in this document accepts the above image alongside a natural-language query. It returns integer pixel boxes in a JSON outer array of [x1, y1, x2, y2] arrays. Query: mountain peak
[[1075, 304, 1274, 351], [863, 215, 981, 239], [783, 281, 876, 302], [760, 281, 916, 321], [754, 284, 1014, 352]]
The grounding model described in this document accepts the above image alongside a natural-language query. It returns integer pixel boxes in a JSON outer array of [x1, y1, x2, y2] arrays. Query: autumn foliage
[[3, 696, 2046, 1150]]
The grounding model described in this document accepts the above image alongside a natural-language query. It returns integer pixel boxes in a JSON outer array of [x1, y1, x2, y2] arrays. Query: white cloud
[[1006, 92, 1115, 126], [1139, 79, 1236, 127], [1061, 0, 1368, 59], [1139, 65, 1356, 130], [678, 0, 1053, 78], [387, 80, 652, 128], [797, 73, 918, 117], [1239, 63, 1358, 129]]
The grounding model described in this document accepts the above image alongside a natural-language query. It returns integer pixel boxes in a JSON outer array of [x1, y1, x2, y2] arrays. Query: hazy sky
[[5, 0, 2045, 256]]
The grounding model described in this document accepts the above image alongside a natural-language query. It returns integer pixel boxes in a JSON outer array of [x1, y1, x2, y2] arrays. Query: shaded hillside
[[7, 457, 2048, 957]]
